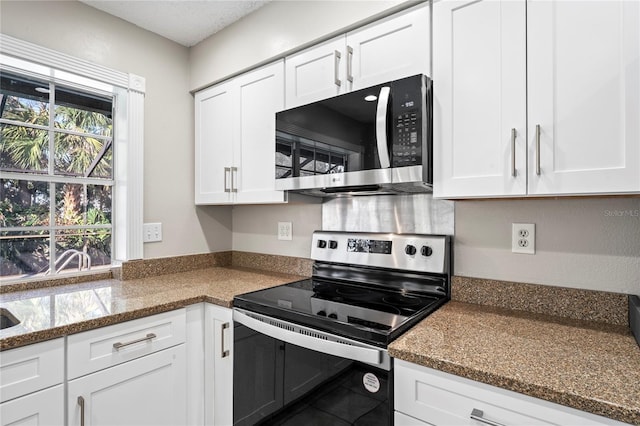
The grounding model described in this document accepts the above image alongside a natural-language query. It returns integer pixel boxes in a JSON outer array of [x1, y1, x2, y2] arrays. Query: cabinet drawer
[[394, 360, 625, 426], [68, 309, 186, 379], [0, 384, 63, 426], [0, 338, 63, 403]]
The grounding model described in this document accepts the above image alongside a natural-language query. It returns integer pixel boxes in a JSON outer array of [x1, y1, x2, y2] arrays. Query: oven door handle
[[233, 310, 383, 365]]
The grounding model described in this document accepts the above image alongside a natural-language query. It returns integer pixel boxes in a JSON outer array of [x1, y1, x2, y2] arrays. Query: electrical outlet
[[278, 222, 292, 241], [143, 222, 162, 243], [512, 223, 535, 254]]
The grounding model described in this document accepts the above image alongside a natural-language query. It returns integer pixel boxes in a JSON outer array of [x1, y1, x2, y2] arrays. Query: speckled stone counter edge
[[453, 276, 629, 326], [231, 251, 314, 277], [388, 346, 639, 425]]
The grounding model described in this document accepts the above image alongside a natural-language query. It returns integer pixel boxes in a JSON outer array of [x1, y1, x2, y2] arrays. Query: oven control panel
[[311, 231, 449, 274]]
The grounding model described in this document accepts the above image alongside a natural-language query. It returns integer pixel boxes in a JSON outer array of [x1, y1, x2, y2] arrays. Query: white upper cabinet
[[195, 80, 235, 204], [527, 0, 640, 195], [285, 4, 430, 108], [194, 60, 287, 205], [434, 0, 640, 198], [433, 0, 527, 197]]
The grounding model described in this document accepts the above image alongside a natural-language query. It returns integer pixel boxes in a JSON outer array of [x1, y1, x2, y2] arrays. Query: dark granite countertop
[[389, 301, 640, 425], [0, 266, 305, 350], [2, 269, 638, 424]]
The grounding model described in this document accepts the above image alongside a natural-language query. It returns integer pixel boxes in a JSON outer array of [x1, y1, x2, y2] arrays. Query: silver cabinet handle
[[224, 167, 231, 193], [230, 167, 238, 193], [113, 333, 156, 350], [470, 408, 506, 426], [346, 45, 354, 83], [511, 128, 517, 177], [334, 50, 342, 87], [375, 86, 392, 168], [78, 396, 85, 426], [535, 124, 541, 175], [221, 322, 230, 358]]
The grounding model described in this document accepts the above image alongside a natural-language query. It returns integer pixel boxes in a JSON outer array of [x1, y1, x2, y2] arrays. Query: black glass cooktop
[[233, 278, 447, 347]]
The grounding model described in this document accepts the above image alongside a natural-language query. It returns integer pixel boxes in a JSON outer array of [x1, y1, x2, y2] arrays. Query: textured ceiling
[[79, 0, 271, 47]]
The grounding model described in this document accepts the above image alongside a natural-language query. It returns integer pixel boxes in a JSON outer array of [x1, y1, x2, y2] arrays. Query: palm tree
[[1, 89, 113, 277]]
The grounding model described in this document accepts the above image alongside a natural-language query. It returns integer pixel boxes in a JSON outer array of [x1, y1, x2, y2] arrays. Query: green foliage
[[1, 91, 113, 278]]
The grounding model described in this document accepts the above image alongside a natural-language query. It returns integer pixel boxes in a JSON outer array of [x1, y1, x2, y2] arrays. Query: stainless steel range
[[232, 231, 451, 426]]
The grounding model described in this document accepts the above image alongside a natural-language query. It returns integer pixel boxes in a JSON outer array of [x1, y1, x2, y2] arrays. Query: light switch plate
[[143, 223, 162, 243]]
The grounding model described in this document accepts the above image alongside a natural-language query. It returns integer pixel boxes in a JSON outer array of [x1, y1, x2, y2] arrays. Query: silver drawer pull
[[113, 333, 156, 350], [470, 408, 506, 426], [221, 322, 230, 358], [77, 396, 85, 426]]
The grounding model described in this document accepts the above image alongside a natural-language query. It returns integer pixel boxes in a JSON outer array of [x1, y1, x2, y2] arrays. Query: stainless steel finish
[[470, 408, 506, 426], [231, 166, 238, 193], [375, 86, 392, 168], [221, 322, 230, 358], [630, 295, 640, 347], [346, 45, 354, 83], [233, 309, 390, 369], [535, 124, 541, 176], [224, 167, 231, 193], [78, 396, 85, 426], [310, 231, 449, 274], [322, 193, 455, 235], [112, 333, 156, 350], [511, 128, 517, 177], [334, 50, 341, 87], [274, 167, 392, 194]]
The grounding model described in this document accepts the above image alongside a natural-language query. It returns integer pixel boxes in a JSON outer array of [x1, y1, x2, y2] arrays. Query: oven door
[[233, 309, 393, 426]]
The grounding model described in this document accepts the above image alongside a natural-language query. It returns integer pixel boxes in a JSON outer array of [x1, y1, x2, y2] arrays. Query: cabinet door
[[348, 5, 430, 91], [528, 0, 640, 195], [0, 385, 63, 426], [195, 80, 236, 204], [235, 61, 287, 204], [68, 346, 186, 426], [285, 36, 347, 108], [433, 0, 527, 198], [204, 304, 233, 426]]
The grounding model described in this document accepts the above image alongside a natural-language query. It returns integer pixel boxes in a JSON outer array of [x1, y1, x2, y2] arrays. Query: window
[[1, 72, 114, 281], [0, 34, 146, 286]]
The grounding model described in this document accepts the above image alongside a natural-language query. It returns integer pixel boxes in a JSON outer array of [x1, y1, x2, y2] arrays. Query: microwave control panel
[[391, 75, 425, 168]]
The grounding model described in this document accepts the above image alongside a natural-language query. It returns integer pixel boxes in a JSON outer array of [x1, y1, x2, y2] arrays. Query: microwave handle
[[375, 86, 391, 168]]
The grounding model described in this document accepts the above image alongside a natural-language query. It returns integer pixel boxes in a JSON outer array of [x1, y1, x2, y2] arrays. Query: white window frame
[[0, 34, 144, 276]]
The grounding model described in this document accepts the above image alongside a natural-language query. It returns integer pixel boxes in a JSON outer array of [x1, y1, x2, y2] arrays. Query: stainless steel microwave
[[275, 74, 432, 196]]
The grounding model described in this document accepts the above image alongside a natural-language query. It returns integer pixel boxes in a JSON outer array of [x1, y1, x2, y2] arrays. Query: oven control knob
[[405, 244, 417, 256], [329, 240, 338, 249], [421, 246, 433, 257], [317, 239, 327, 248], [317, 310, 327, 317], [328, 313, 338, 319]]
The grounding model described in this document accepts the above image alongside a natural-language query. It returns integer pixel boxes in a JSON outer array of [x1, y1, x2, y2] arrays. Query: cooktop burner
[[234, 277, 445, 347], [233, 231, 451, 347]]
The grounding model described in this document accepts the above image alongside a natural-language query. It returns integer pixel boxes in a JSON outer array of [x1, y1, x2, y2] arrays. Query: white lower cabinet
[[394, 360, 627, 426], [0, 338, 64, 426], [68, 346, 186, 426], [204, 304, 233, 426], [0, 385, 63, 426], [66, 310, 188, 426]]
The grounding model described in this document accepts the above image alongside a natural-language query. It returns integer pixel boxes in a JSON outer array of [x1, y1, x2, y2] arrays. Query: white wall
[[232, 198, 322, 258], [455, 197, 640, 294], [0, 0, 232, 259]]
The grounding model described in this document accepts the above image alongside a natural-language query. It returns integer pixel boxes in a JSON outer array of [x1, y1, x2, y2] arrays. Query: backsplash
[[453, 276, 629, 327]]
